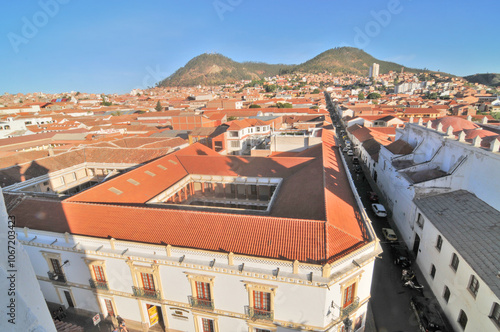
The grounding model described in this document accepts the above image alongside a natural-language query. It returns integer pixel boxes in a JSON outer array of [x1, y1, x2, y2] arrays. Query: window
[[202, 318, 214, 332], [430, 264, 436, 279], [451, 253, 459, 272], [416, 213, 424, 228], [230, 141, 240, 148], [436, 235, 443, 251], [256, 127, 261, 132], [93, 265, 106, 282], [229, 131, 239, 138], [141, 272, 155, 291], [254, 291, 271, 312], [343, 283, 356, 308], [245, 282, 276, 321], [468, 275, 479, 297], [255, 329, 270, 332], [443, 286, 450, 303], [104, 299, 115, 317], [186, 273, 215, 310], [458, 310, 468, 329], [490, 303, 500, 327], [51, 258, 63, 275]]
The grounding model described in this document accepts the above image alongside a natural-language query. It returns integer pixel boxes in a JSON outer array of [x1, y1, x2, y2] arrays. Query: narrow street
[[326, 97, 423, 332]]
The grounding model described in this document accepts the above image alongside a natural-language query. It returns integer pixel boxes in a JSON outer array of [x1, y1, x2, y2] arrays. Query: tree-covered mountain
[[463, 73, 500, 87], [157, 47, 444, 87], [157, 53, 293, 87]]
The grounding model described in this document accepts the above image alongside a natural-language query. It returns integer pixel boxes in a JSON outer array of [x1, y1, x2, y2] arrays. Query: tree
[[265, 84, 277, 93], [367, 92, 381, 99], [155, 101, 163, 112], [276, 102, 293, 108], [249, 104, 261, 108], [311, 88, 320, 94], [358, 92, 365, 100]]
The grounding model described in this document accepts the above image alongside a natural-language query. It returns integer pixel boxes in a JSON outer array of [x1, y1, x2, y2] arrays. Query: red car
[[367, 191, 379, 203]]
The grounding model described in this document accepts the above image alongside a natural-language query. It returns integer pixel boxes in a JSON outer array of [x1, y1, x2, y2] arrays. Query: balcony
[[47, 271, 66, 283], [247, 306, 274, 321], [188, 296, 214, 310], [341, 297, 360, 318], [132, 286, 161, 300], [89, 279, 109, 291]]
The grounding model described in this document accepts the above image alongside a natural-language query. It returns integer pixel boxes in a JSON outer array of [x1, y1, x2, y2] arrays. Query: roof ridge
[[62, 200, 324, 223]]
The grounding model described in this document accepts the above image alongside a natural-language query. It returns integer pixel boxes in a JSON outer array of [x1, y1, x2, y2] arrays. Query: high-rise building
[[369, 63, 379, 78]]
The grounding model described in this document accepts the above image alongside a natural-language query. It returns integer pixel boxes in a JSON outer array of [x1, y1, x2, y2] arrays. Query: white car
[[382, 228, 398, 242], [371, 203, 387, 217], [347, 150, 354, 156]]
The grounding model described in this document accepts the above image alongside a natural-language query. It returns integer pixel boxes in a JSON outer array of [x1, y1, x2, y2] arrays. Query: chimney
[[490, 138, 500, 152], [467, 115, 472, 121], [458, 131, 466, 142], [409, 116, 414, 123], [417, 117, 423, 126], [482, 116, 488, 124], [446, 125, 454, 137], [437, 123, 444, 133], [472, 135, 482, 147]]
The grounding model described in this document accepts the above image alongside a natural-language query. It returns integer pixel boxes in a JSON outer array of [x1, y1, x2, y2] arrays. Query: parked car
[[342, 147, 349, 153], [390, 245, 412, 267], [367, 191, 379, 203], [371, 203, 387, 217], [347, 150, 354, 156], [354, 165, 362, 173], [382, 228, 398, 242], [410, 296, 446, 332], [352, 157, 359, 164]]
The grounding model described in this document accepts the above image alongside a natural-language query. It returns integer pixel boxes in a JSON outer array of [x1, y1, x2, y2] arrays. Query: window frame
[[436, 235, 443, 251], [126, 260, 162, 298], [467, 275, 479, 298], [490, 302, 500, 328], [443, 286, 451, 303], [185, 273, 215, 309], [84, 259, 109, 289], [430, 264, 436, 279], [450, 253, 459, 272], [458, 310, 468, 330], [244, 282, 277, 318], [41, 251, 66, 277]]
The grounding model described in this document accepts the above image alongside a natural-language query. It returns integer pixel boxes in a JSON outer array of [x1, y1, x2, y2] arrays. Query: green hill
[[157, 53, 293, 87], [463, 73, 500, 87], [294, 47, 420, 75], [157, 47, 446, 87]]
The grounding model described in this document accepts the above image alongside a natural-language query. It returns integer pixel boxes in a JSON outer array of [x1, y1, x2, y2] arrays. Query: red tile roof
[[11, 132, 371, 264]]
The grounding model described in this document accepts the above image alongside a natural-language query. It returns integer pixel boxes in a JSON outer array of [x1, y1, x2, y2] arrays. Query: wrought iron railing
[[341, 297, 360, 317], [247, 306, 274, 321], [47, 271, 66, 283], [188, 296, 214, 310], [132, 286, 161, 300], [89, 279, 109, 290]]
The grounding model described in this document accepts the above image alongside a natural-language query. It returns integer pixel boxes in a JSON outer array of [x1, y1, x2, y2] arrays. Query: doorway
[[146, 304, 164, 331], [63, 290, 74, 308], [412, 233, 421, 258]]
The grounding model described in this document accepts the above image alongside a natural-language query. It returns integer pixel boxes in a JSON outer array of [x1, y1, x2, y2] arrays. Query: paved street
[[327, 99, 453, 332]]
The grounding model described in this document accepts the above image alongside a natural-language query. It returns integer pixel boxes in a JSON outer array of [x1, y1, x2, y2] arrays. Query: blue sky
[[1, 0, 499, 94]]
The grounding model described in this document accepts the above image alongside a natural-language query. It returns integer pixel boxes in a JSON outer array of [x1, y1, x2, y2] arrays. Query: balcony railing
[[89, 279, 109, 290], [247, 306, 274, 321], [132, 286, 161, 300], [341, 297, 360, 318], [188, 296, 214, 310], [47, 271, 66, 283]]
